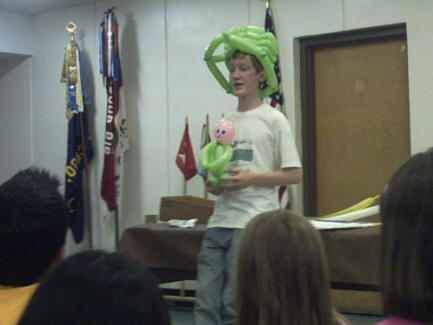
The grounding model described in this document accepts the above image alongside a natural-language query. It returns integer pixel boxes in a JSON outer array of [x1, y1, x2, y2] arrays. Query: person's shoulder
[[256, 104, 289, 128], [259, 103, 286, 118]]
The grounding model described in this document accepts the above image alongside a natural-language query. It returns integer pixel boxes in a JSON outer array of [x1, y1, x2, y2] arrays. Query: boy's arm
[[220, 167, 302, 191]]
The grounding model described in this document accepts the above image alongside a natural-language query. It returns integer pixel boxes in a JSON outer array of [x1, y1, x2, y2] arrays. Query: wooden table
[[119, 222, 382, 314]]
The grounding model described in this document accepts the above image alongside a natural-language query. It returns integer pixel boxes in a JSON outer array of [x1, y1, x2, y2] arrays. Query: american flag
[[265, 6, 291, 209], [265, 6, 284, 109]]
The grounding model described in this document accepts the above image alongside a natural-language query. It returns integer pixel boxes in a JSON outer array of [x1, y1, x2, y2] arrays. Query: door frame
[[299, 23, 407, 216]]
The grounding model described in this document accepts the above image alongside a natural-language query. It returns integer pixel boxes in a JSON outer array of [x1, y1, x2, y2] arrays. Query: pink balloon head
[[214, 119, 235, 144]]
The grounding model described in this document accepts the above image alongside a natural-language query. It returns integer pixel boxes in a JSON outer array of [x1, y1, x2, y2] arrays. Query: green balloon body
[[199, 141, 234, 186], [204, 25, 279, 99]]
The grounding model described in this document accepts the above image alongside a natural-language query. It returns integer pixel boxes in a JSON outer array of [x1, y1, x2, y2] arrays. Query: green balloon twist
[[204, 25, 279, 99], [199, 141, 234, 186]]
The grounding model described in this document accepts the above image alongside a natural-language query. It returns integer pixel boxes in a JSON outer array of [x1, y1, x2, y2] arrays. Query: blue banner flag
[[61, 39, 94, 243]]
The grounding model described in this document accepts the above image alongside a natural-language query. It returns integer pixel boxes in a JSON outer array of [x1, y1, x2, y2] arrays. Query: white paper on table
[[166, 218, 198, 228], [310, 219, 380, 230]]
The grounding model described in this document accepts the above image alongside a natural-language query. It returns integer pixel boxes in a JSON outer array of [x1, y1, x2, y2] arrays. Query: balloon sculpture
[[199, 119, 235, 186], [204, 25, 279, 99]]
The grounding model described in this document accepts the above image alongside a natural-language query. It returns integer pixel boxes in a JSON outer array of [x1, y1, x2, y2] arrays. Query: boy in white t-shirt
[[194, 26, 303, 325]]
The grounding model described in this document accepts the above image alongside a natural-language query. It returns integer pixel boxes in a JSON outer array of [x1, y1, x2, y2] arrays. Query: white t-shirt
[[207, 103, 302, 229]]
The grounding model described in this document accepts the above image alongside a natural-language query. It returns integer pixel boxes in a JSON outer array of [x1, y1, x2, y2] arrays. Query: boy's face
[[228, 55, 266, 98]]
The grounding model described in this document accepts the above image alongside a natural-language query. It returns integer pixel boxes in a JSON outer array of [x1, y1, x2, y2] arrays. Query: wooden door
[[300, 25, 410, 216]]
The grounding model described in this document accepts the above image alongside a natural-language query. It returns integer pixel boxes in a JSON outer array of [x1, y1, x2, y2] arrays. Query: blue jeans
[[194, 227, 242, 325]]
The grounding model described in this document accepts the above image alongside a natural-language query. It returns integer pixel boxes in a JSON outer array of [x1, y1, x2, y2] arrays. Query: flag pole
[[204, 114, 210, 199], [183, 116, 188, 196]]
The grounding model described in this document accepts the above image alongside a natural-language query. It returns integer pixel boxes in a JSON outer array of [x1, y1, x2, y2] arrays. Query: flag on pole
[[99, 9, 129, 212], [265, 5, 291, 209], [198, 118, 211, 179], [176, 122, 198, 180], [265, 6, 284, 110], [61, 35, 94, 243]]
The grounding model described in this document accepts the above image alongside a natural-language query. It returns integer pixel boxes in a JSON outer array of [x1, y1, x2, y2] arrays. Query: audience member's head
[[18, 250, 171, 325], [380, 148, 433, 322], [237, 209, 335, 325], [0, 167, 67, 287]]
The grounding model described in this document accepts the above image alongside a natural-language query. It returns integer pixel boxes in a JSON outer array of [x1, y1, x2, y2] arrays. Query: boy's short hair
[[0, 167, 67, 286], [18, 250, 171, 325], [230, 50, 264, 73]]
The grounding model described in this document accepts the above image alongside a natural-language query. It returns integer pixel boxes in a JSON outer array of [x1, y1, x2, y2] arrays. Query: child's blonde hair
[[237, 210, 333, 325]]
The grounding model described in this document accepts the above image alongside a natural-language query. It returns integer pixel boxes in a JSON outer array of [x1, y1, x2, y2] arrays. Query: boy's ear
[[258, 70, 267, 82]]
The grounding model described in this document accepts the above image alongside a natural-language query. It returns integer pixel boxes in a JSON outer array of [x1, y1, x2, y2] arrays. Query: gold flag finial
[[66, 21, 77, 41]]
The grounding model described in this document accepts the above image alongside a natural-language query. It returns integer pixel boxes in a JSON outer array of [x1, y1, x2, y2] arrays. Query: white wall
[[0, 0, 433, 252], [0, 57, 32, 181], [0, 10, 34, 183], [405, 0, 433, 154], [0, 10, 33, 55]]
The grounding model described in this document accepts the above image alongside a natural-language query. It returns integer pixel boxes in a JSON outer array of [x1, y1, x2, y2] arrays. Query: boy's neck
[[237, 95, 263, 112]]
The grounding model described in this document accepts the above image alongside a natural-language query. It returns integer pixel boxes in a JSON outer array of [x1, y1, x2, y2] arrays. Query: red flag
[[176, 123, 198, 180], [100, 10, 129, 212], [101, 80, 127, 212]]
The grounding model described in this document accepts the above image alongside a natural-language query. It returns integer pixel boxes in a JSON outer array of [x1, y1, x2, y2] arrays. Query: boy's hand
[[220, 169, 254, 191], [205, 180, 223, 195]]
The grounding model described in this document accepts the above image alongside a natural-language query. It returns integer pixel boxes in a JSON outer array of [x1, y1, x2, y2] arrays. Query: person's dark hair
[[237, 210, 334, 325], [18, 250, 171, 325], [0, 167, 67, 286], [380, 148, 433, 322]]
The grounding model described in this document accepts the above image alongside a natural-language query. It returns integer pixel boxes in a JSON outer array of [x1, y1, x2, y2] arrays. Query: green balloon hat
[[204, 25, 279, 99]]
